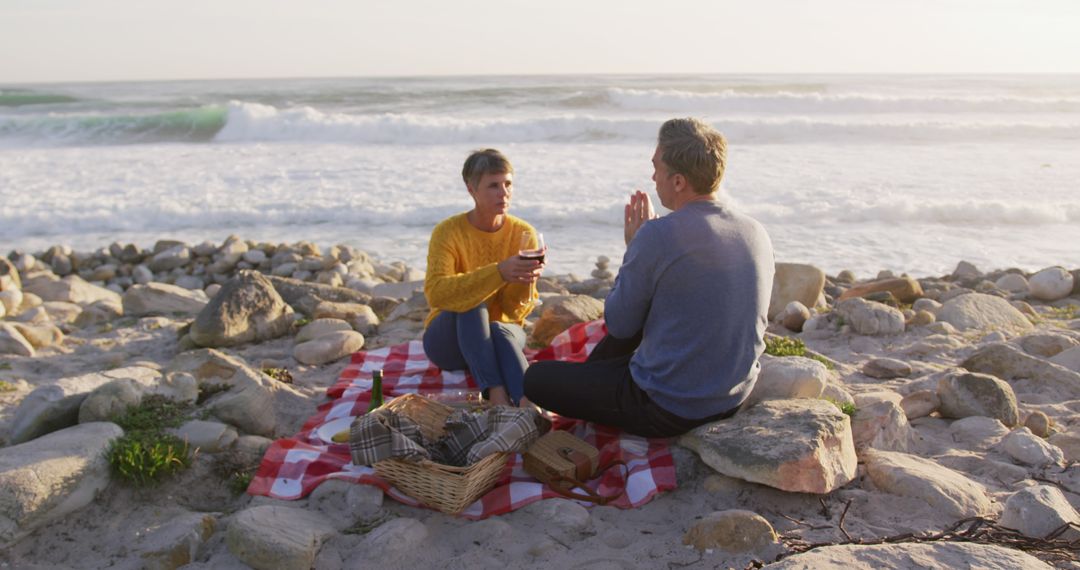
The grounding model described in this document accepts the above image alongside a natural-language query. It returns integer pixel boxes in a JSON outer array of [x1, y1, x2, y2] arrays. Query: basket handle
[[546, 459, 629, 506]]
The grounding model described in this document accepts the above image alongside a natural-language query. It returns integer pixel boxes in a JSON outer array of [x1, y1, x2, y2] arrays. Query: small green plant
[[343, 510, 396, 535], [261, 367, 294, 384], [0, 362, 13, 371], [227, 470, 255, 495], [110, 396, 192, 432], [0, 380, 17, 392], [107, 431, 192, 486], [1045, 304, 1078, 321], [764, 336, 807, 357], [808, 353, 836, 371], [294, 317, 312, 328], [824, 398, 857, 417]]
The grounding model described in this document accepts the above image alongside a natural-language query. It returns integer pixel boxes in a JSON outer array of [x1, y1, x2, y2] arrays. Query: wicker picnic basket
[[372, 393, 510, 514]]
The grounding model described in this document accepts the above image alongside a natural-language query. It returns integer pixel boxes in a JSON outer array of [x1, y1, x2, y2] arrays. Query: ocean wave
[[0, 89, 80, 107], [746, 198, 1080, 226], [0, 106, 227, 145], [607, 87, 1080, 114]]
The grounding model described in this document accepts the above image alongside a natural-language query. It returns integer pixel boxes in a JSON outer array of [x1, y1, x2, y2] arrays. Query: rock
[[308, 479, 383, 529], [780, 301, 811, 332], [166, 349, 304, 437], [0, 289, 23, 316], [293, 331, 365, 366], [994, 273, 1029, 294], [768, 263, 825, 321], [745, 356, 829, 406], [900, 391, 939, 420], [1024, 411, 1053, 438], [529, 294, 605, 347], [1000, 485, 1080, 540], [682, 510, 778, 553], [821, 383, 855, 408], [41, 301, 82, 324], [1049, 432, 1080, 462], [679, 399, 857, 494], [862, 450, 992, 519], [952, 261, 982, 281], [528, 498, 590, 531], [0, 257, 21, 291], [133, 264, 154, 285], [360, 517, 428, 554], [242, 249, 267, 265], [9, 366, 159, 444], [913, 298, 942, 313], [1000, 427, 1064, 466], [766, 542, 1050, 570], [134, 512, 217, 570], [22, 274, 121, 306], [936, 293, 1033, 332], [1049, 345, 1080, 373], [1018, 332, 1078, 358], [861, 357, 912, 379], [267, 275, 372, 316], [0, 324, 35, 357], [839, 277, 923, 304], [225, 505, 337, 570], [73, 298, 124, 328], [174, 275, 205, 291], [850, 400, 913, 452], [10, 323, 63, 350], [1028, 266, 1074, 302], [0, 422, 123, 546], [170, 420, 238, 453], [925, 321, 957, 336], [908, 310, 936, 327], [936, 372, 1019, 427], [835, 297, 905, 335], [78, 379, 144, 423], [189, 270, 294, 348], [123, 283, 209, 317], [233, 435, 273, 465], [950, 416, 1009, 451], [962, 343, 1080, 400], [370, 280, 425, 300], [295, 318, 353, 343]]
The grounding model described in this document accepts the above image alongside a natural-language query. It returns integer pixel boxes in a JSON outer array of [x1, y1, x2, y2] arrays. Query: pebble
[[1024, 411, 1053, 438], [862, 357, 912, 379]]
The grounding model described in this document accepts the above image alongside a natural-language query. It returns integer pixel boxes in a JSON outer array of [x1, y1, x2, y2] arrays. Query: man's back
[[604, 200, 775, 419]]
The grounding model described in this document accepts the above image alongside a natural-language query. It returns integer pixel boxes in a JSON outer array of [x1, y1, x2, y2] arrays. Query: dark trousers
[[522, 332, 735, 438]]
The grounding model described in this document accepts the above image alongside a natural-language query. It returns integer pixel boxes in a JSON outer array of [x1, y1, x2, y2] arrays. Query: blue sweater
[[605, 200, 774, 419]]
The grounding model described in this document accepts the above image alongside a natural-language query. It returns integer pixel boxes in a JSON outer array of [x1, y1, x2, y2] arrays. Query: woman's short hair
[[657, 118, 727, 195], [462, 149, 514, 190]]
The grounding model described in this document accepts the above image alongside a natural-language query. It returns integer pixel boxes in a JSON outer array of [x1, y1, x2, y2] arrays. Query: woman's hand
[[498, 254, 543, 284]]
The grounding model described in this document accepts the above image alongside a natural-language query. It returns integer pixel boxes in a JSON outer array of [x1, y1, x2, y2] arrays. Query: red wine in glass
[[519, 232, 546, 264]]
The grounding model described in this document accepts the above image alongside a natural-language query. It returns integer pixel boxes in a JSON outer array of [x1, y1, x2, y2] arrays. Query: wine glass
[[519, 231, 546, 264]]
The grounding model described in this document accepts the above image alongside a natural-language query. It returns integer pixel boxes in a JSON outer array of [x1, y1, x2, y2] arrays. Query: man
[[523, 118, 774, 437]]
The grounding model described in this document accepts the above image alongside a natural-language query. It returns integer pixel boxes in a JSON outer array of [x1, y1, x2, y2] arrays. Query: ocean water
[[1, 74, 1079, 278]]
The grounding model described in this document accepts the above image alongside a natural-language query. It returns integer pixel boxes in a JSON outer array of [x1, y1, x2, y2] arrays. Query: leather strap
[[546, 459, 629, 505]]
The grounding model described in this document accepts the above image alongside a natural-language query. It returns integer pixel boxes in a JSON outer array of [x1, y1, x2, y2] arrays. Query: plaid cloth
[[248, 319, 677, 520], [435, 407, 547, 467], [348, 408, 429, 466]]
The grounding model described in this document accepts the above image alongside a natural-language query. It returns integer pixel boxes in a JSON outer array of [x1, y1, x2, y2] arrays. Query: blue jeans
[[422, 305, 528, 405]]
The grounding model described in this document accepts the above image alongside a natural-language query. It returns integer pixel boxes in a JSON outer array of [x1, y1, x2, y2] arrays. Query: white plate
[[314, 416, 354, 444]]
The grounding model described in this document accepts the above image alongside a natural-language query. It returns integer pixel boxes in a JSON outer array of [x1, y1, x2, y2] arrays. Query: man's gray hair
[[657, 118, 727, 195]]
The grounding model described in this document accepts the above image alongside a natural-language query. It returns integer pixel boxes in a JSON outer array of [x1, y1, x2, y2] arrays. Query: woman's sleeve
[[424, 224, 506, 313]]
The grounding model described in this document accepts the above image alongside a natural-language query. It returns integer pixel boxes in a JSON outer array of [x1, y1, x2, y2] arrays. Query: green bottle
[[367, 369, 384, 413]]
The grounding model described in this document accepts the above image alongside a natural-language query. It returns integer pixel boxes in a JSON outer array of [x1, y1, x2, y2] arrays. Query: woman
[[422, 149, 544, 406]]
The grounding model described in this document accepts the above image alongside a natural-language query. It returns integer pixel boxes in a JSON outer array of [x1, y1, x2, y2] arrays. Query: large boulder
[[682, 510, 778, 554], [766, 543, 1050, 570], [0, 422, 123, 547], [1017, 332, 1078, 358], [22, 274, 121, 306], [838, 277, 923, 304], [226, 505, 337, 570], [529, 294, 604, 347], [850, 400, 913, 452], [8, 366, 160, 444], [266, 275, 372, 317], [0, 324, 34, 357], [0, 289, 22, 316], [936, 372, 1019, 427], [1000, 428, 1065, 467], [1049, 346, 1080, 373], [293, 330, 365, 366], [10, 323, 63, 350], [744, 355, 829, 406], [936, 293, 1033, 332], [768, 263, 825, 320], [679, 399, 857, 494], [862, 450, 993, 519], [189, 270, 294, 348], [1000, 485, 1080, 540], [1028, 266, 1074, 302], [132, 512, 217, 570], [122, 283, 209, 317], [962, 343, 1080, 400], [835, 297, 905, 335], [166, 349, 307, 437]]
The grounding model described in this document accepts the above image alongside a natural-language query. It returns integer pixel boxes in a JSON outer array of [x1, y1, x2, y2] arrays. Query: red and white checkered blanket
[[248, 319, 677, 519]]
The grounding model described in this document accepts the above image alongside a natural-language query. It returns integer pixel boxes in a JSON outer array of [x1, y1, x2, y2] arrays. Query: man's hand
[[497, 254, 543, 284], [624, 190, 657, 246]]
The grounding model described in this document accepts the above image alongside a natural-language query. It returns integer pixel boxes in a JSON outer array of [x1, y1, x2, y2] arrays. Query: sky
[[2, 0, 1079, 83]]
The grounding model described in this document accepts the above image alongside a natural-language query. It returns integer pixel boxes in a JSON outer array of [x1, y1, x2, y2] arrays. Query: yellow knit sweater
[[423, 213, 538, 328]]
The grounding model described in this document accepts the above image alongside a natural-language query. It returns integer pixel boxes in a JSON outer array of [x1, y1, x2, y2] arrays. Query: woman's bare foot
[[486, 386, 512, 407]]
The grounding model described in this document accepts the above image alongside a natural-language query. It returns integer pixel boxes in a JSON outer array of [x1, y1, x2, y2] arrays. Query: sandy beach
[[0, 237, 1078, 569]]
